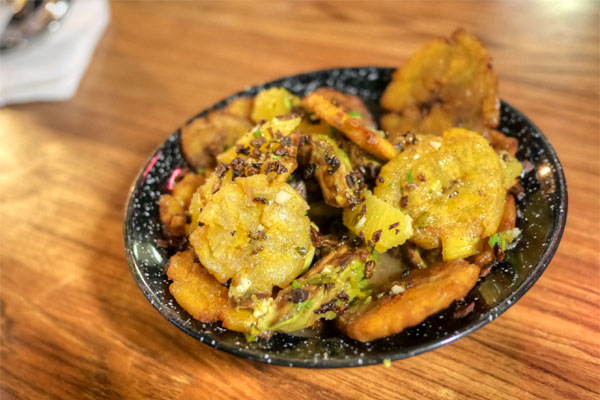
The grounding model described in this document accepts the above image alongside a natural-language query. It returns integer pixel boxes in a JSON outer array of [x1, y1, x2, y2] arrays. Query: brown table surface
[[1, 1, 598, 399]]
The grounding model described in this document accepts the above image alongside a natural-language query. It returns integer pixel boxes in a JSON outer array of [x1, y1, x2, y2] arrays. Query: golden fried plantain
[[190, 174, 314, 301], [251, 87, 301, 123], [167, 249, 256, 332], [304, 92, 398, 161], [159, 173, 205, 237], [309, 88, 377, 129], [181, 108, 253, 170], [226, 96, 254, 119], [343, 190, 413, 252], [380, 29, 499, 140], [337, 259, 480, 342], [159, 194, 186, 237], [167, 249, 229, 322], [217, 116, 302, 183], [375, 128, 521, 260]]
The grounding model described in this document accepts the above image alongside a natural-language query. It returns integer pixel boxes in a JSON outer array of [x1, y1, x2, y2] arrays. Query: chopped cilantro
[[253, 129, 261, 138], [291, 280, 301, 289], [297, 299, 313, 311], [348, 111, 362, 119], [271, 156, 280, 160], [488, 233, 506, 251], [197, 167, 206, 175], [407, 169, 414, 184]]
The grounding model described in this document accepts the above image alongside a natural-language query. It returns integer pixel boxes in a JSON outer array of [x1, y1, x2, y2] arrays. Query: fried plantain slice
[[380, 29, 499, 140], [167, 249, 229, 322], [343, 190, 413, 252], [251, 87, 302, 123], [159, 173, 206, 237], [167, 249, 256, 332], [375, 128, 521, 260], [181, 102, 253, 170], [309, 87, 377, 129], [304, 92, 398, 161], [189, 174, 314, 301], [337, 259, 480, 342], [216, 116, 302, 183]]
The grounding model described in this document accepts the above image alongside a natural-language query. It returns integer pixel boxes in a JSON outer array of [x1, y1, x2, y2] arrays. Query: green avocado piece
[[309, 135, 361, 208], [257, 246, 372, 333]]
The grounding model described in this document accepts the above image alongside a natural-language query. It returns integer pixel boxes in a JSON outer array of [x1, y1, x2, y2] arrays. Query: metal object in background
[[0, 0, 72, 52]]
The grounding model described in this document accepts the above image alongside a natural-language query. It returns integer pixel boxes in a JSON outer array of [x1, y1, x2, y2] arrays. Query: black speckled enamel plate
[[123, 67, 567, 368]]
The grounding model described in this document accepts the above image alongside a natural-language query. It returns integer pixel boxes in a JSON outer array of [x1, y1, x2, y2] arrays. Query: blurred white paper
[[0, 0, 109, 106]]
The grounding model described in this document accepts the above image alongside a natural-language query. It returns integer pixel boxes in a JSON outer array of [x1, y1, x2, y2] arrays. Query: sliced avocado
[[307, 135, 362, 208], [256, 246, 372, 333]]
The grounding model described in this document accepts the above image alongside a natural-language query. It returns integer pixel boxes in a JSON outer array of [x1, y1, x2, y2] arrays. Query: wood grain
[[1, 1, 598, 399]]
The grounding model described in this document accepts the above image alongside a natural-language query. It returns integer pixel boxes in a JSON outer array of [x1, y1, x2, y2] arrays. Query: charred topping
[[314, 298, 337, 314], [324, 153, 341, 175], [364, 260, 376, 279], [358, 231, 366, 243], [246, 164, 261, 176], [345, 172, 358, 189], [231, 230, 236, 236], [417, 172, 426, 182], [265, 161, 279, 174], [273, 146, 289, 157], [276, 162, 289, 175], [400, 195, 409, 208], [372, 229, 383, 244], [358, 204, 367, 218], [377, 176, 385, 184], [291, 288, 309, 304], [236, 145, 251, 156], [253, 196, 267, 204], [393, 132, 417, 152], [388, 222, 400, 230], [198, 221, 205, 227], [314, 293, 349, 315], [215, 163, 228, 179], [250, 137, 267, 148], [252, 245, 264, 255], [250, 230, 267, 241], [211, 178, 222, 194], [230, 157, 246, 178], [282, 136, 292, 146]]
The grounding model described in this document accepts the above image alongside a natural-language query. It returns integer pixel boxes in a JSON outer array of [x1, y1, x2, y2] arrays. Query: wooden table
[[1, 1, 598, 399]]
